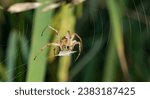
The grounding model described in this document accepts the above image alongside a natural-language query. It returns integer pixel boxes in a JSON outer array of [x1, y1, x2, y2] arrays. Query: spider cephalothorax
[[35, 26, 82, 61]]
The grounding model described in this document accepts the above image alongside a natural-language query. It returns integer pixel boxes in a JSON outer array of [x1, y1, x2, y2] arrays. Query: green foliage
[[6, 30, 18, 81], [0, 0, 150, 82], [26, 0, 53, 82]]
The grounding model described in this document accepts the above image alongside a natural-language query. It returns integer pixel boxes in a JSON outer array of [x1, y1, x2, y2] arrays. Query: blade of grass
[[75, 3, 83, 18], [26, 0, 53, 82], [105, 0, 129, 81], [0, 63, 7, 81], [6, 30, 18, 81], [103, 36, 118, 81], [51, 4, 75, 81], [20, 35, 29, 63], [58, 56, 71, 81], [57, 4, 75, 82]]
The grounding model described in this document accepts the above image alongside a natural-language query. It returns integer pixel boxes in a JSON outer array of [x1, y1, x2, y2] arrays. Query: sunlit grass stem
[[104, 0, 129, 81]]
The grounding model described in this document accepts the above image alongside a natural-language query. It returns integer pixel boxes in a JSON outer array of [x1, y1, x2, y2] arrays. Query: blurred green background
[[0, 0, 150, 82]]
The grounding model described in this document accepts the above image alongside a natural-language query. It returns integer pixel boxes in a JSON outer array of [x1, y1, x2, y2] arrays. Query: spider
[[34, 26, 82, 61]]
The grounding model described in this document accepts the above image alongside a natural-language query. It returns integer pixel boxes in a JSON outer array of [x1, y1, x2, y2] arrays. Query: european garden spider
[[34, 26, 82, 61]]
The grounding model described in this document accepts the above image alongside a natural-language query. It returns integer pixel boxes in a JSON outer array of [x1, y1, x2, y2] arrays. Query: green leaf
[[6, 30, 18, 81], [26, 0, 53, 82]]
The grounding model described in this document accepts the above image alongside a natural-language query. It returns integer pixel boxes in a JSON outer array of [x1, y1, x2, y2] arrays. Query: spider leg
[[48, 26, 61, 43], [72, 33, 83, 50], [67, 31, 83, 48], [40, 26, 61, 50], [73, 41, 81, 61], [48, 26, 59, 35], [41, 26, 60, 40], [53, 47, 60, 56], [34, 43, 60, 60], [41, 43, 60, 51]]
